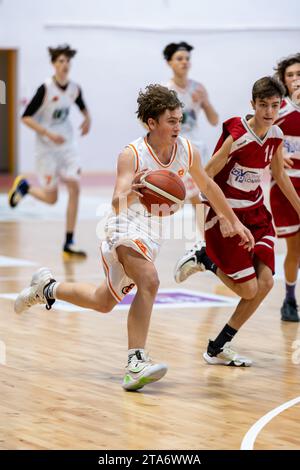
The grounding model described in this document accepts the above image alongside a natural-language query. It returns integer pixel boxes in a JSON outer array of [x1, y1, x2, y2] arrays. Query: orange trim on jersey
[[186, 139, 193, 168], [144, 137, 177, 168], [100, 247, 122, 302], [126, 144, 139, 172]]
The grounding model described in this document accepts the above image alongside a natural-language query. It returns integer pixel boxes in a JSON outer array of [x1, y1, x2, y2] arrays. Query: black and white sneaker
[[281, 298, 299, 322], [174, 241, 206, 283], [14, 267, 56, 314], [203, 340, 252, 367]]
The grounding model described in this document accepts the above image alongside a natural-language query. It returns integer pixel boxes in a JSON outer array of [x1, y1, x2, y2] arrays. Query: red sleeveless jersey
[[212, 117, 283, 211]]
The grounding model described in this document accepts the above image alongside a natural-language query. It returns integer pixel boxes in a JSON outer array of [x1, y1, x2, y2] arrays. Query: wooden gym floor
[[0, 182, 299, 450]]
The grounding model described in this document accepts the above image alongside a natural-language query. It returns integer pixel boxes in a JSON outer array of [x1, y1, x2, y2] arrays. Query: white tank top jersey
[[127, 135, 193, 176], [165, 79, 202, 145], [105, 136, 193, 246], [34, 77, 80, 152]]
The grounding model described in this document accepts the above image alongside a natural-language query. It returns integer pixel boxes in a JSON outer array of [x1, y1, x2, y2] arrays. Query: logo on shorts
[[122, 283, 135, 295], [52, 96, 59, 102]]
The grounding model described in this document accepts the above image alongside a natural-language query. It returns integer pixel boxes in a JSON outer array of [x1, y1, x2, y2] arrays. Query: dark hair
[[136, 84, 183, 124], [274, 53, 300, 96], [252, 76, 285, 102], [48, 44, 77, 63], [163, 41, 193, 61]]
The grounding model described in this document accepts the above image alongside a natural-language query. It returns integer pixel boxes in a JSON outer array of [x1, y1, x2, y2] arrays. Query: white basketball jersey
[[105, 136, 193, 248], [35, 77, 80, 151], [127, 135, 193, 176]]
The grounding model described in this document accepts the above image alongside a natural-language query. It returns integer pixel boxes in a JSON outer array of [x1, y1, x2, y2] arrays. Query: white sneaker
[[174, 241, 206, 283], [14, 267, 56, 314], [203, 341, 252, 367], [122, 350, 168, 391]]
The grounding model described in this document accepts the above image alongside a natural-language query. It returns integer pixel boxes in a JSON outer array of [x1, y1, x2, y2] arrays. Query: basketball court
[[0, 176, 299, 450], [1, 0, 300, 454]]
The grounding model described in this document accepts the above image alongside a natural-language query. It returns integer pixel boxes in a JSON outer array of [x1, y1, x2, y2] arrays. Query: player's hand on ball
[[131, 169, 150, 197]]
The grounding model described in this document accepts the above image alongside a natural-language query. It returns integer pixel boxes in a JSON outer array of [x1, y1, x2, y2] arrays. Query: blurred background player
[[8, 44, 91, 259], [163, 41, 219, 237], [14, 85, 253, 390], [174, 77, 300, 365], [270, 53, 300, 322]]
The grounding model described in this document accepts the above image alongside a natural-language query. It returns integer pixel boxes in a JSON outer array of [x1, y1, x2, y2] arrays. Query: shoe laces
[[128, 351, 151, 367], [221, 343, 238, 360], [26, 287, 45, 308]]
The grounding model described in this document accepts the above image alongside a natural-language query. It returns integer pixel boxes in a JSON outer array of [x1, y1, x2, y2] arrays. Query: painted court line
[[0, 256, 38, 267], [240, 396, 300, 449]]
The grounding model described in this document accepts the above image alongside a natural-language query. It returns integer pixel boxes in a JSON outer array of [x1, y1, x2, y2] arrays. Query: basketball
[[139, 169, 186, 216]]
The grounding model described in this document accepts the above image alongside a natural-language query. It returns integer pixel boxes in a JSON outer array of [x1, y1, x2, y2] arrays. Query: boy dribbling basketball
[[14, 85, 253, 391]]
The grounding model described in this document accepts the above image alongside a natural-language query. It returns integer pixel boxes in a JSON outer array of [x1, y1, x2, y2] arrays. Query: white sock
[[128, 348, 145, 362], [45, 281, 60, 300]]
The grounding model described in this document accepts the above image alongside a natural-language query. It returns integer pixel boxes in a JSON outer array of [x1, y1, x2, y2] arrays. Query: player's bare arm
[[189, 146, 254, 249], [271, 143, 300, 216], [21, 116, 65, 144], [204, 135, 233, 178], [79, 108, 91, 136], [192, 84, 218, 126], [111, 149, 147, 214]]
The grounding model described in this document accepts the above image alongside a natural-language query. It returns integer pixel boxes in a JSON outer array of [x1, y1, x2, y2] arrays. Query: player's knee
[[95, 300, 114, 314], [98, 303, 114, 314], [138, 271, 160, 294], [47, 192, 58, 204], [93, 291, 115, 313], [239, 282, 257, 300], [258, 276, 274, 295]]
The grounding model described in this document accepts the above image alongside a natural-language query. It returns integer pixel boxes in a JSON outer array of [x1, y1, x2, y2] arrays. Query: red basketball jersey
[[275, 97, 300, 176], [211, 117, 283, 210]]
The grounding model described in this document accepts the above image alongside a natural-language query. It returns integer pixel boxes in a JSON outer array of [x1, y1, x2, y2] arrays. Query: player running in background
[[8, 44, 91, 258], [163, 41, 218, 236], [270, 53, 300, 321]]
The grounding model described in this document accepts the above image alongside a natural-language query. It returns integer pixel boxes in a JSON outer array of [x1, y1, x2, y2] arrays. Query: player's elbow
[[21, 116, 30, 126]]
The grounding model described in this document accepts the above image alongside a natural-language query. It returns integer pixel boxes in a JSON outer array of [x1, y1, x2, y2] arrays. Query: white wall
[[0, 0, 300, 173]]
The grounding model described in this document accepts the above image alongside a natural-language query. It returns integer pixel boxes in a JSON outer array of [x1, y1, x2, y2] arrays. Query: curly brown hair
[[252, 76, 285, 102], [136, 84, 183, 124], [274, 53, 300, 96], [48, 44, 77, 63]]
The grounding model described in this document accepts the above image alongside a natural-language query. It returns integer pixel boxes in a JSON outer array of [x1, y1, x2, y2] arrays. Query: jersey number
[[264, 145, 274, 163]]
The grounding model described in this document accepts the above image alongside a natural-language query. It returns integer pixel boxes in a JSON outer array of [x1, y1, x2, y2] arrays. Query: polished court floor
[[0, 183, 299, 450]]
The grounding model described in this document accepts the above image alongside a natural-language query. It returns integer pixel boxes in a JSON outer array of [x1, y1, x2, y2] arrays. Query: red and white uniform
[[205, 117, 283, 283], [270, 97, 300, 237], [101, 136, 193, 301]]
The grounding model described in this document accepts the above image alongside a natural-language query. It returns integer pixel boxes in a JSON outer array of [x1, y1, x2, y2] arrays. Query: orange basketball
[[139, 170, 186, 217]]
